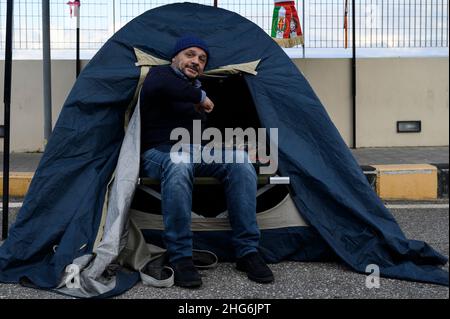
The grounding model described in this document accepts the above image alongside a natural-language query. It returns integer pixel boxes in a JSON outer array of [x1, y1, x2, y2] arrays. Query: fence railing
[[0, 1, 448, 55]]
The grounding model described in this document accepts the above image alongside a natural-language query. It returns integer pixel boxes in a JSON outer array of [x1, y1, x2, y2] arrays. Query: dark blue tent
[[0, 3, 447, 297]]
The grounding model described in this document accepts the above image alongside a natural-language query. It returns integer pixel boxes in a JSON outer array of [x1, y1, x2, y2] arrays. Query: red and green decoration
[[271, 1, 304, 48]]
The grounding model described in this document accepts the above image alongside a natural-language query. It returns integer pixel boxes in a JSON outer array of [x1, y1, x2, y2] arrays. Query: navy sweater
[[140, 65, 207, 153]]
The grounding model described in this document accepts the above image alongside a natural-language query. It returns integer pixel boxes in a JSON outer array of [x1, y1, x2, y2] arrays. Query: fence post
[[76, 1, 81, 77], [42, 0, 53, 148], [302, 0, 305, 58], [351, 0, 357, 148], [2, 0, 14, 240]]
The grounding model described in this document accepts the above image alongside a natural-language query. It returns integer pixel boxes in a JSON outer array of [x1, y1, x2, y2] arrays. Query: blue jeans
[[141, 144, 260, 263]]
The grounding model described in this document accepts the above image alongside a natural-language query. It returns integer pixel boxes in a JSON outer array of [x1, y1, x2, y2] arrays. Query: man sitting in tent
[[139, 35, 274, 288]]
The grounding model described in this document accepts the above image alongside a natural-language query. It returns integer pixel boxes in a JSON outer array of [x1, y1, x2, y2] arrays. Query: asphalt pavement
[[0, 200, 448, 299]]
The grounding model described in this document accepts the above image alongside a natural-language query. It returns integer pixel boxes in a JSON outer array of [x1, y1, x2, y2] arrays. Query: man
[[139, 36, 274, 288]]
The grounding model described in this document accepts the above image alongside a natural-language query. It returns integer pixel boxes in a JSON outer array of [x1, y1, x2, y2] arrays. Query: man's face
[[172, 47, 207, 80]]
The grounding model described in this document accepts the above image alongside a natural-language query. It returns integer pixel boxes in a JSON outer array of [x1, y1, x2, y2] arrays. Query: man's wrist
[[200, 90, 207, 104]]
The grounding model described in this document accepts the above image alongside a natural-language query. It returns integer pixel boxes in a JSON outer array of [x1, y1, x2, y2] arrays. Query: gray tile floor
[[0, 146, 448, 172], [351, 146, 449, 166]]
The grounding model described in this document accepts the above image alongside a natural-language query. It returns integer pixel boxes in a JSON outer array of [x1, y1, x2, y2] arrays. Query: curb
[[1, 164, 448, 200], [362, 163, 448, 200], [0, 172, 34, 197], [432, 163, 449, 199]]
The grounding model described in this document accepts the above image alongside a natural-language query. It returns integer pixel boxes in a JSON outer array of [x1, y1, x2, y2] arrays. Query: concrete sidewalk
[[1, 146, 449, 199]]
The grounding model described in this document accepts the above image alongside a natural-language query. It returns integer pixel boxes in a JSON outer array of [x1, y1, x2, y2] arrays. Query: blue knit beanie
[[171, 35, 210, 59]]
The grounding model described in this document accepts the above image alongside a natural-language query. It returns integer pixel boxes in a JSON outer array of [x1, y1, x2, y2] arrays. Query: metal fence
[[117, 0, 279, 35], [0, 0, 448, 54]]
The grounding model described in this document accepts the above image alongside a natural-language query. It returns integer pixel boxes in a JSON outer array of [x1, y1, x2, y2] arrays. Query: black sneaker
[[236, 252, 274, 284], [170, 257, 203, 288]]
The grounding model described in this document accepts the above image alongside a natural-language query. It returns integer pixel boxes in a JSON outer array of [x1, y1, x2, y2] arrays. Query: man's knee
[[163, 161, 194, 181]]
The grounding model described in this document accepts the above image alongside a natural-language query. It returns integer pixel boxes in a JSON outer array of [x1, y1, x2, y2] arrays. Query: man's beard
[[183, 65, 200, 79]]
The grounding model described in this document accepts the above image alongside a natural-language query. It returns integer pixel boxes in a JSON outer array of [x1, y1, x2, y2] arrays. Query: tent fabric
[[0, 2, 448, 298], [142, 227, 336, 264], [134, 47, 261, 76], [55, 97, 143, 297]]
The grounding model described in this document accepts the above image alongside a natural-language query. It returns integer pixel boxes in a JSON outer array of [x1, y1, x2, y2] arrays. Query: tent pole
[[2, 0, 13, 240], [42, 0, 53, 147], [351, 0, 357, 149], [214, 1, 218, 7]]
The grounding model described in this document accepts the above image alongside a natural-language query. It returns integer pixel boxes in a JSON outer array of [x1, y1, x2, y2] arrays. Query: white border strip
[[0, 202, 24, 209], [386, 204, 449, 209]]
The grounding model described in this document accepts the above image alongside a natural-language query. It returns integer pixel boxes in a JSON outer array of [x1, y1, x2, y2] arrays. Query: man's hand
[[196, 96, 214, 113]]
